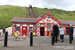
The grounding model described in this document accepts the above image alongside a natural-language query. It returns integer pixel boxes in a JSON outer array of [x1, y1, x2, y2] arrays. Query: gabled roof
[[59, 20, 75, 25], [12, 17, 39, 23], [35, 13, 62, 25], [12, 16, 75, 25]]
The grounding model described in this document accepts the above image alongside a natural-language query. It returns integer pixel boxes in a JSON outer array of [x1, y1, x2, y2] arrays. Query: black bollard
[[69, 32, 72, 44], [30, 32, 33, 46], [51, 32, 55, 45], [4, 31, 8, 47]]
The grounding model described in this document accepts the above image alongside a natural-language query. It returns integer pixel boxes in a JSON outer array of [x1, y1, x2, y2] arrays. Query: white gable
[[39, 16, 59, 24]]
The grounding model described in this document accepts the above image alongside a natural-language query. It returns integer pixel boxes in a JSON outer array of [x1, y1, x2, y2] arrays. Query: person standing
[[53, 24, 59, 43], [69, 24, 74, 41], [3, 27, 6, 35], [59, 25, 64, 42]]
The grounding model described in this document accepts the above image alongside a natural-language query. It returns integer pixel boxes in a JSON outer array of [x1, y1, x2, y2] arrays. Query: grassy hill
[[33, 7, 75, 20], [0, 5, 75, 29], [0, 5, 29, 29]]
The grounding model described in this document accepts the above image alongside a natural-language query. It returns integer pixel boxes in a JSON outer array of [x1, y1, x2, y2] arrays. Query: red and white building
[[12, 12, 75, 36]]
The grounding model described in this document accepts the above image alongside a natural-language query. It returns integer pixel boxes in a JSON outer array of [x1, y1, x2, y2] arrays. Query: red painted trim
[[20, 24, 22, 35], [35, 13, 62, 25], [35, 13, 49, 24], [50, 13, 62, 25]]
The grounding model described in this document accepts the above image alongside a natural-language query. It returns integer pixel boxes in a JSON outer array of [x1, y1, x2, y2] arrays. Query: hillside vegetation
[[0, 5, 29, 29], [33, 7, 75, 20], [0, 5, 75, 29]]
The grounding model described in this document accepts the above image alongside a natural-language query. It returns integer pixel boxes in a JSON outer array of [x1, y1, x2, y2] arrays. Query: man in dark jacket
[[69, 24, 74, 40], [53, 24, 59, 43]]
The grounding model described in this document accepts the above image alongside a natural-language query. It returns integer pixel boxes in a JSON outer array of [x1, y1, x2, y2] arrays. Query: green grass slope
[[33, 7, 75, 20], [0, 5, 29, 29], [0, 5, 75, 29]]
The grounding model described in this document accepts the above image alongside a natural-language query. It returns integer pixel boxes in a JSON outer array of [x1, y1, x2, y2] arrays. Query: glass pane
[[30, 27, 32, 31], [47, 24, 50, 31], [48, 28, 50, 31], [16, 26, 20, 31], [48, 24, 50, 26]]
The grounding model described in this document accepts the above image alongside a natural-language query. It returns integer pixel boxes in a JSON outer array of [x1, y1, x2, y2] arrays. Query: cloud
[[0, 0, 33, 6], [44, 0, 75, 7], [11, 0, 33, 7], [30, 0, 43, 7], [38, 0, 75, 11], [65, 5, 75, 11], [0, 0, 8, 5], [29, 0, 75, 11], [0, 0, 75, 11]]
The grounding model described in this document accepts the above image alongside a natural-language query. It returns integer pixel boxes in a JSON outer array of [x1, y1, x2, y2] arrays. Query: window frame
[[47, 24, 50, 31]]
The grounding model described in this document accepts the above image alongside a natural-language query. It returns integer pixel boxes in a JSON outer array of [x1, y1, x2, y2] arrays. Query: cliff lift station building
[[12, 13, 75, 36]]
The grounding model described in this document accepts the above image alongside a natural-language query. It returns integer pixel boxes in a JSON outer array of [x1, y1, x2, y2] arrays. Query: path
[[0, 36, 75, 50]]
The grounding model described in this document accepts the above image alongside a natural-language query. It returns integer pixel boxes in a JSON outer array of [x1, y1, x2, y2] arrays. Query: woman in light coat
[[59, 25, 64, 42]]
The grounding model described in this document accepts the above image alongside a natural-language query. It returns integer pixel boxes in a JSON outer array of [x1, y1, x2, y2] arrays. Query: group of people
[[53, 24, 74, 43]]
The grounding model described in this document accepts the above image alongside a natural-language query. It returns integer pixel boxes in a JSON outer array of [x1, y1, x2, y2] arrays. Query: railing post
[[30, 32, 33, 46], [51, 32, 55, 45], [4, 31, 8, 47]]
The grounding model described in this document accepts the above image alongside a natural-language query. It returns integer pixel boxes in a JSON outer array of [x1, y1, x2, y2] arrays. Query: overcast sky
[[0, 0, 75, 11]]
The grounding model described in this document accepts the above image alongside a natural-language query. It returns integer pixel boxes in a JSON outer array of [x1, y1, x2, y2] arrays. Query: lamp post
[[62, 10, 64, 20]]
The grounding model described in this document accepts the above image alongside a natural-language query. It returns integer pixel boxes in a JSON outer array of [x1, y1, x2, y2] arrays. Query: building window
[[15, 24, 20, 31], [30, 27, 32, 31], [47, 24, 50, 31], [30, 27, 34, 31], [30, 25, 34, 31], [16, 26, 20, 31]]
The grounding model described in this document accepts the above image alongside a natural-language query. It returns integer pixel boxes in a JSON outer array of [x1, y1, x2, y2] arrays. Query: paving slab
[[0, 36, 75, 50]]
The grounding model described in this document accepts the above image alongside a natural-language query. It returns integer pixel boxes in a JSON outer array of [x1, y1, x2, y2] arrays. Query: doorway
[[22, 26, 27, 35], [40, 27, 44, 36]]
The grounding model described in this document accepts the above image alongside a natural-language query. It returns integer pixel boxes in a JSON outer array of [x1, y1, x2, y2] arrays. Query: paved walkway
[[0, 36, 75, 50]]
